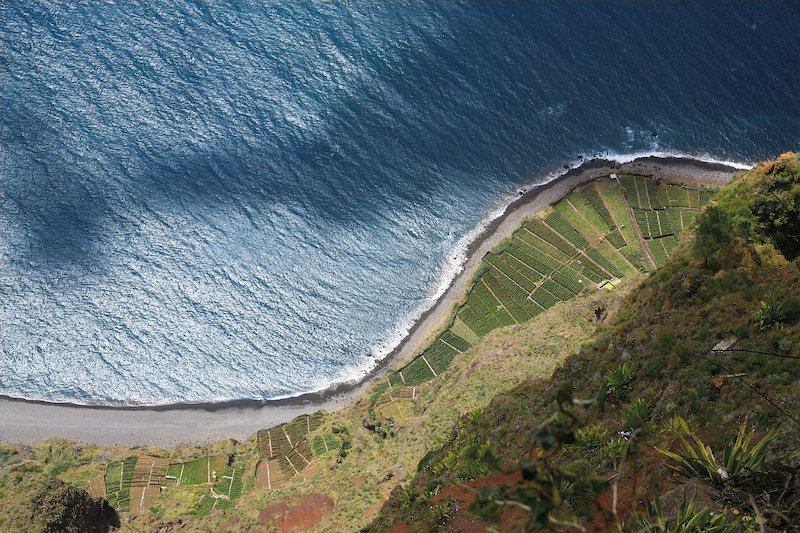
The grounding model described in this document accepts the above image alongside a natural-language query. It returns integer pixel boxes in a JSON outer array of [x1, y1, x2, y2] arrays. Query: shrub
[[600, 437, 626, 466], [655, 330, 676, 355], [662, 414, 691, 435], [643, 354, 668, 379], [777, 336, 794, 353], [783, 296, 800, 322], [573, 424, 608, 452]]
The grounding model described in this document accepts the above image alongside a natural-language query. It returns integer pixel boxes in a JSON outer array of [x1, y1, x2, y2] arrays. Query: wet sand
[[0, 155, 741, 446]]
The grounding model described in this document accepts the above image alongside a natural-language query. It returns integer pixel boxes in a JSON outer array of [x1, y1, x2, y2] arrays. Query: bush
[[573, 424, 608, 452], [655, 330, 676, 355], [600, 437, 626, 466]]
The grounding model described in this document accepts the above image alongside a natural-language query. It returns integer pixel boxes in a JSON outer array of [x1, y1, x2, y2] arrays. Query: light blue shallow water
[[1, 1, 799, 405]]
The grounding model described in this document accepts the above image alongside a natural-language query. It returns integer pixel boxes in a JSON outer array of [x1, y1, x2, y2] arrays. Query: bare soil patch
[[258, 493, 334, 532]]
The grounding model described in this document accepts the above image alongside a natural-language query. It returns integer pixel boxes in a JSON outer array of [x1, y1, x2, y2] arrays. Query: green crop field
[[311, 433, 342, 455], [667, 208, 697, 236], [167, 455, 227, 485], [554, 196, 609, 239], [386, 175, 716, 392], [104, 456, 137, 512], [619, 175, 711, 269], [596, 181, 639, 248], [193, 464, 245, 517]]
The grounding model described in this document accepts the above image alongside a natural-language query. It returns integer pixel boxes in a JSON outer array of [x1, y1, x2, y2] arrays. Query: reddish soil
[[446, 514, 492, 532], [427, 470, 531, 532], [432, 470, 523, 507], [258, 493, 334, 532], [386, 523, 412, 533]]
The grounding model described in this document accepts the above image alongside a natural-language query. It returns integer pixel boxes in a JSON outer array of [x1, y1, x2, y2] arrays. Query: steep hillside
[[370, 153, 800, 532]]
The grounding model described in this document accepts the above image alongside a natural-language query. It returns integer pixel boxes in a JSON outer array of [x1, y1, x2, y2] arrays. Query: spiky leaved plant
[[604, 362, 634, 400], [623, 398, 651, 429], [755, 299, 787, 330], [657, 418, 780, 485], [635, 492, 730, 532]]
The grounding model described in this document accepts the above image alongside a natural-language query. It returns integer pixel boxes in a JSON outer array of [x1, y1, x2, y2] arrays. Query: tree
[[28, 477, 118, 533], [693, 204, 732, 268]]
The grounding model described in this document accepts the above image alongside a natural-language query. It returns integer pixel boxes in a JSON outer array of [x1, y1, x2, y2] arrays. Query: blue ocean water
[[1, 1, 799, 405]]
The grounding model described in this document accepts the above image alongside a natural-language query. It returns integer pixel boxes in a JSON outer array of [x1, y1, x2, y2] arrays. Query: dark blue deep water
[[2, 1, 799, 405]]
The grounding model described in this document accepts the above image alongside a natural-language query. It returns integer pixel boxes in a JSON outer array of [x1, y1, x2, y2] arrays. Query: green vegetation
[[370, 154, 800, 532], [693, 204, 733, 267], [657, 418, 783, 485], [167, 455, 227, 486], [636, 493, 732, 532], [193, 463, 245, 517]]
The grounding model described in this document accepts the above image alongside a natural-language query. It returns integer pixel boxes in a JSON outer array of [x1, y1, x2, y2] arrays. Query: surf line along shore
[[0, 155, 741, 446]]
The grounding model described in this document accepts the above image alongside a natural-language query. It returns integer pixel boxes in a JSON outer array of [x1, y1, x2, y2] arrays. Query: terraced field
[[86, 174, 715, 520], [618, 175, 714, 267], [167, 455, 228, 485], [129, 456, 169, 514], [193, 463, 245, 516], [103, 456, 137, 512], [257, 412, 325, 484], [388, 174, 713, 387]]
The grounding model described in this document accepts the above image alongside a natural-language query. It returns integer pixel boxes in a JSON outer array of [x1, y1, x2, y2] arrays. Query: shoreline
[[0, 155, 742, 445]]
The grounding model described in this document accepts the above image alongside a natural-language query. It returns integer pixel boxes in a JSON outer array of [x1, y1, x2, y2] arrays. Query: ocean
[[1, 1, 799, 405]]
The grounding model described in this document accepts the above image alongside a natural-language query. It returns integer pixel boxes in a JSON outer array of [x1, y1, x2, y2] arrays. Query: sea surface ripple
[[1, 1, 799, 405]]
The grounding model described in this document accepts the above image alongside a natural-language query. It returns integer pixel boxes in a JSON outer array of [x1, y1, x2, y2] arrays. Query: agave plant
[[755, 299, 787, 330], [604, 362, 634, 400], [657, 421, 780, 485], [600, 437, 626, 466], [573, 424, 608, 451], [635, 493, 730, 532], [623, 399, 651, 429]]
